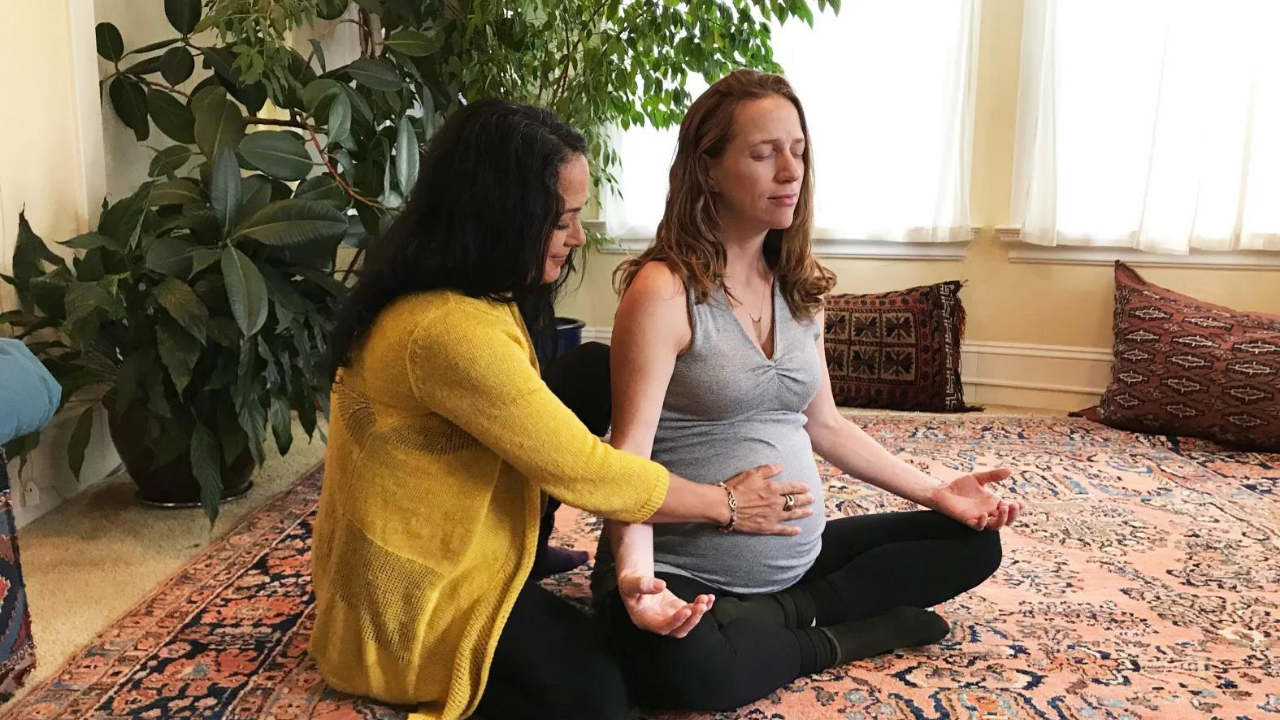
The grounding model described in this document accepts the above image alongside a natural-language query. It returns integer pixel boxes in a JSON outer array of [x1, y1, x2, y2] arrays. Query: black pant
[[604, 512, 1002, 712], [474, 342, 623, 720]]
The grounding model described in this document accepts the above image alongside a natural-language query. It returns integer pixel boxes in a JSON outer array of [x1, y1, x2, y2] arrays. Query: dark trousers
[[603, 511, 1003, 712], [474, 342, 624, 720]]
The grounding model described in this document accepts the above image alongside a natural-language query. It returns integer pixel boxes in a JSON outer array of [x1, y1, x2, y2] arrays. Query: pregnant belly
[[650, 425, 826, 595]]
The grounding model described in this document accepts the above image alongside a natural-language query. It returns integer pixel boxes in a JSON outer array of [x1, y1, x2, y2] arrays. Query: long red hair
[[616, 69, 835, 318]]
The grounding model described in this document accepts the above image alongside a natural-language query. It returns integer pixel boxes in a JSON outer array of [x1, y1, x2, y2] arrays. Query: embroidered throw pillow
[[824, 281, 976, 412]]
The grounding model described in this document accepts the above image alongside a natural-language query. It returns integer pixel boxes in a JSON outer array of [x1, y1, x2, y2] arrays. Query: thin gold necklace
[[742, 279, 772, 341]]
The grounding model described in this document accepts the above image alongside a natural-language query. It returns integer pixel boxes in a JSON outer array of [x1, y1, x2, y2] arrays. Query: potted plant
[[2, 0, 828, 524]]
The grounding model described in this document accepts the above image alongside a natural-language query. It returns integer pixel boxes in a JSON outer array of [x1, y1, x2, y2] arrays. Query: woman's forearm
[[607, 519, 655, 579], [649, 473, 732, 525], [810, 418, 942, 509]]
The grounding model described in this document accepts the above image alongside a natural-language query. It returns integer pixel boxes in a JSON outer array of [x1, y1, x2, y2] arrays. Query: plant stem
[[299, 116, 384, 211]]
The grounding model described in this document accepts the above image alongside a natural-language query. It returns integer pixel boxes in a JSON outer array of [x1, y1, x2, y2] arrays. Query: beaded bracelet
[[716, 482, 738, 533]]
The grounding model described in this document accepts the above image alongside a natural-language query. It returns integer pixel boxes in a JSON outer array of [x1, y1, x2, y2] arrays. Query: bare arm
[[803, 309, 1022, 529], [605, 262, 690, 591]]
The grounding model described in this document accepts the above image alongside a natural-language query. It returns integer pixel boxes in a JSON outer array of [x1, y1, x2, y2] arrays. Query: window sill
[[586, 220, 971, 260], [997, 227, 1280, 269]]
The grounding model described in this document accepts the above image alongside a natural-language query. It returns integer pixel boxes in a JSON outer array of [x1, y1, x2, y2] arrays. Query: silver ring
[[783, 494, 796, 512]]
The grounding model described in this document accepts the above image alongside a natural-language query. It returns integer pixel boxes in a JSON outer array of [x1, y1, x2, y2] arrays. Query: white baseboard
[[580, 327, 1111, 412], [7, 405, 122, 528]]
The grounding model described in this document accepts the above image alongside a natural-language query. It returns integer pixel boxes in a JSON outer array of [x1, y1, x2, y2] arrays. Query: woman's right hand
[[724, 464, 815, 535], [618, 573, 713, 638]]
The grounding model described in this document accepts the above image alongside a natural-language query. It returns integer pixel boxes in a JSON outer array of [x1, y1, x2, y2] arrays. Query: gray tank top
[[592, 279, 826, 600]]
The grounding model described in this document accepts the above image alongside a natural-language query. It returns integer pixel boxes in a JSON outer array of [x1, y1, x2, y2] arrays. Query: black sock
[[816, 607, 951, 666], [710, 585, 818, 628]]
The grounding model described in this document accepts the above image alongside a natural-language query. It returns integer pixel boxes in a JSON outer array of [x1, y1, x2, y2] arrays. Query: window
[[604, 0, 982, 247], [1011, 0, 1280, 254]]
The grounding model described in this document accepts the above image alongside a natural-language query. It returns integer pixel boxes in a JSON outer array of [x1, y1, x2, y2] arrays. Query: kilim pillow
[[824, 281, 977, 412], [1097, 261, 1280, 452]]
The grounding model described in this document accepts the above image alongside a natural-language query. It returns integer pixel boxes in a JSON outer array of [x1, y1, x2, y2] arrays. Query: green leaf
[[352, 0, 385, 15], [241, 175, 275, 218], [149, 145, 193, 177], [228, 200, 349, 246], [96, 22, 124, 62], [68, 406, 96, 481], [114, 350, 153, 415], [384, 29, 440, 57], [308, 38, 327, 73], [192, 86, 245, 160], [147, 90, 195, 143], [237, 131, 313, 181], [151, 178, 202, 206], [211, 148, 243, 233], [132, 38, 180, 54], [221, 246, 269, 336], [795, 2, 815, 26], [160, 47, 195, 86], [301, 79, 343, 117], [154, 277, 209, 345], [145, 235, 197, 275], [189, 248, 222, 277], [395, 115, 419, 195], [269, 394, 293, 455], [109, 78, 150, 142], [99, 185, 153, 248], [217, 401, 249, 465], [156, 315, 201, 394], [294, 175, 348, 206], [146, 369, 171, 418], [207, 317, 240, 347], [165, 0, 201, 34], [12, 212, 66, 285], [326, 93, 351, 147], [347, 58, 404, 91], [29, 269, 70, 318], [123, 56, 164, 76], [62, 233, 123, 252], [190, 420, 223, 526]]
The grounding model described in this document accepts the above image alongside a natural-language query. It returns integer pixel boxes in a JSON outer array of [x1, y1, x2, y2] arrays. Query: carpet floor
[[3, 414, 1278, 719]]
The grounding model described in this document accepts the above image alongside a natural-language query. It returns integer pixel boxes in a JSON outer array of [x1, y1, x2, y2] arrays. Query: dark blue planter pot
[[555, 317, 586, 355]]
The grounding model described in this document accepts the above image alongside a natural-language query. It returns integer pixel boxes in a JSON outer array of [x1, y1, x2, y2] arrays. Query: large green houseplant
[[1, 0, 832, 525]]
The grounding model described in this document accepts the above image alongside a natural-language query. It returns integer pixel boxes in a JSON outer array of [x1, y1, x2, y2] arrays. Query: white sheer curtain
[[605, 0, 982, 243], [1012, 0, 1280, 253]]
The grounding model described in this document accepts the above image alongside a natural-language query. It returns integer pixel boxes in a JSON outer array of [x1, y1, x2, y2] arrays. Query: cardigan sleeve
[[405, 300, 667, 523]]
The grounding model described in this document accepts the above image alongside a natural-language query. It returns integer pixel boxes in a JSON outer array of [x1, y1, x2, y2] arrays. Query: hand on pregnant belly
[[724, 463, 817, 535], [619, 573, 714, 638]]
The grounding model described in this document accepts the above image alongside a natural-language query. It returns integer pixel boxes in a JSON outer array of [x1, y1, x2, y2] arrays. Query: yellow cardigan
[[309, 290, 668, 719]]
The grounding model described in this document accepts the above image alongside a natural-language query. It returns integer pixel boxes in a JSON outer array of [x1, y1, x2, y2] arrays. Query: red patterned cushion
[[1098, 262, 1280, 452], [824, 281, 976, 412]]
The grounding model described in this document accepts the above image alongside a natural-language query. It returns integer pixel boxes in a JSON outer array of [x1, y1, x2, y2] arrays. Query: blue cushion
[[0, 339, 62, 445]]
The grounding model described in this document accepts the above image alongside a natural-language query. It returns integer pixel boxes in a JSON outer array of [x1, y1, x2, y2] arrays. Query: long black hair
[[328, 98, 588, 377]]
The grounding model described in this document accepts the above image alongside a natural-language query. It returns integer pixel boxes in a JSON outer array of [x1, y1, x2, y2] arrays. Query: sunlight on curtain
[[1012, 0, 1280, 253], [605, 1, 981, 243]]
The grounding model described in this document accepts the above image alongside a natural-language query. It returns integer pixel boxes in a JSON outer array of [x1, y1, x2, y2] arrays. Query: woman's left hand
[[928, 468, 1024, 531]]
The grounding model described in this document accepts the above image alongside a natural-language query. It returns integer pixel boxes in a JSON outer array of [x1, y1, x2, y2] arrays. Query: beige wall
[[559, 0, 1280, 349], [1, 1, 121, 526]]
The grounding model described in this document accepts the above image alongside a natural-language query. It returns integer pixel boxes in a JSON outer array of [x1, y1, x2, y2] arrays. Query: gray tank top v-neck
[[592, 280, 826, 600]]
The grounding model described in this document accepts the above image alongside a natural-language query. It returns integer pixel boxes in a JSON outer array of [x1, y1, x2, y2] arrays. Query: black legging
[[476, 341, 1002, 717], [474, 342, 626, 720], [603, 512, 1002, 712]]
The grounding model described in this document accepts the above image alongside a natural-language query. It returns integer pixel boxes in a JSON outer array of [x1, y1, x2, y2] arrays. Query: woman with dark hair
[[591, 70, 1027, 712], [309, 98, 814, 720]]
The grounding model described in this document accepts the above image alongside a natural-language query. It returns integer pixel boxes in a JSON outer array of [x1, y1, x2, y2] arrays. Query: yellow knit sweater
[[309, 290, 668, 720]]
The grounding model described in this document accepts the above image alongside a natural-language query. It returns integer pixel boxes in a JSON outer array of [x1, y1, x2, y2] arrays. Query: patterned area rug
[[5, 415, 1279, 720]]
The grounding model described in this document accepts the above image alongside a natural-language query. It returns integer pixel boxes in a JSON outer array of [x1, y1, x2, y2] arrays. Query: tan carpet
[[5, 421, 327, 709]]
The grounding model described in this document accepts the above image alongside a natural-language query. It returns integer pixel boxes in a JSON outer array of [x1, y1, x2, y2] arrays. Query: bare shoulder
[[616, 260, 691, 348], [624, 260, 686, 306]]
